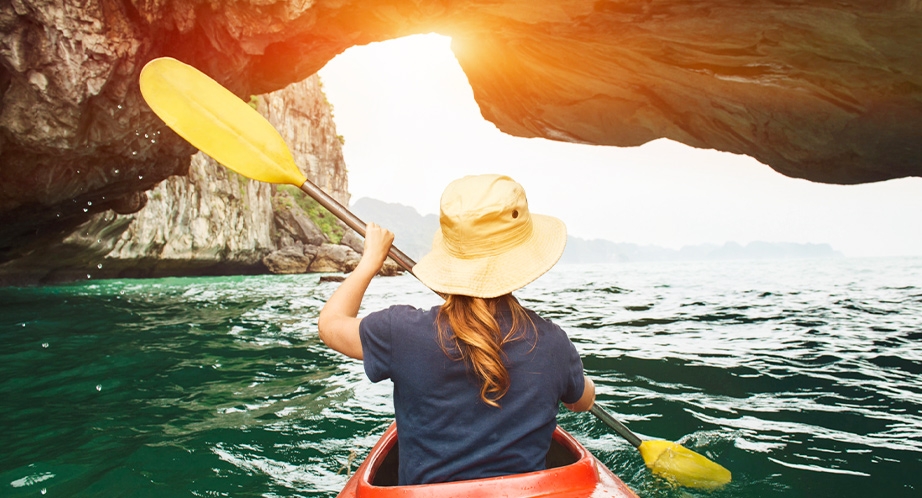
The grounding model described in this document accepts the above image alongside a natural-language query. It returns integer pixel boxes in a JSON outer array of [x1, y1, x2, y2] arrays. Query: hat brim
[[412, 214, 567, 298]]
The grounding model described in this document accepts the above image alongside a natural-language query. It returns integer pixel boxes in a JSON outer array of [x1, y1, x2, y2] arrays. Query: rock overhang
[[1, 0, 920, 262]]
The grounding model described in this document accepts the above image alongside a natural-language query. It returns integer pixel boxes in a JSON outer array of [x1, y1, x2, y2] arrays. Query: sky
[[318, 34, 921, 258]]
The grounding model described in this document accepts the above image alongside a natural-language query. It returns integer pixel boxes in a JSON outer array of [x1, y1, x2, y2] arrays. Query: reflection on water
[[1, 258, 921, 497]]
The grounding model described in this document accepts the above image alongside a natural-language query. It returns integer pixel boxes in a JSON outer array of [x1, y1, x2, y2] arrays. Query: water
[[1, 257, 920, 497]]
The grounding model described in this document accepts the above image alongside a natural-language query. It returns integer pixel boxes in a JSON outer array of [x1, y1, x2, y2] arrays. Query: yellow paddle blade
[[139, 57, 307, 187], [638, 439, 731, 489]]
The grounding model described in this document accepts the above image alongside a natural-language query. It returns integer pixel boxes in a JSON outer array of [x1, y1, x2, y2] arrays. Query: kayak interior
[[337, 422, 640, 497], [369, 426, 580, 486]]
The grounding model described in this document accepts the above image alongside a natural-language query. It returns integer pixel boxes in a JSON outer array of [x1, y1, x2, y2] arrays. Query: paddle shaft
[[308, 180, 735, 486], [298, 179, 417, 273], [590, 404, 643, 448], [303, 181, 733, 486], [303, 177, 641, 448]]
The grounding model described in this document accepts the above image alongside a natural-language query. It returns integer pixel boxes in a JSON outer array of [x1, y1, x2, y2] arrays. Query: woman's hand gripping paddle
[[138, 56, 731, 490]]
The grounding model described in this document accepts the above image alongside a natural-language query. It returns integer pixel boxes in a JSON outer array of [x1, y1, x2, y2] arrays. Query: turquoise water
[[2, 257, 921, 497]]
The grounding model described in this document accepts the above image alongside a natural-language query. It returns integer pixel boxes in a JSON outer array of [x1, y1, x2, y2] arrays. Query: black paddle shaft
[[590, 404, 643, 448], [299, 179, 418, 273]]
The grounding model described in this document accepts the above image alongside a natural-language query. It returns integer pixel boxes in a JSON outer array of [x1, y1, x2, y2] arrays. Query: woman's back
[[360, 302, 585, 485]]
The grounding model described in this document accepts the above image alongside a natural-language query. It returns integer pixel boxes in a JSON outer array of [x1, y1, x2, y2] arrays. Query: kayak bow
[[337, 422, 638, 498]]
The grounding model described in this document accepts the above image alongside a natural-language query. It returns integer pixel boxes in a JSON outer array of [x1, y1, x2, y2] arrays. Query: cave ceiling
[[0, 0, 920, 261]]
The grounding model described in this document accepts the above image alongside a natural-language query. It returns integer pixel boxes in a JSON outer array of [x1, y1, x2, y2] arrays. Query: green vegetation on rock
[[276, 185, 344, 243]]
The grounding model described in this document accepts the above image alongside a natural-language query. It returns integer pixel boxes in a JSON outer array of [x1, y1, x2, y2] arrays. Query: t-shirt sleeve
[[359, 307, 395, 383], [558, 330, 586, 405]]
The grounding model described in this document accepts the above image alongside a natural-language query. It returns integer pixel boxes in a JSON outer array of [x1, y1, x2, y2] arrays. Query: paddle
[[138, 56, 731, 489], [590, 404, 730, 488], [137, 57, 416, 274]]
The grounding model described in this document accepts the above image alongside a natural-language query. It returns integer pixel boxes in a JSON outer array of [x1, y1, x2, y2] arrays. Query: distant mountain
[[350, 198, 844, 263], [350, 198, 439, 261], [560, 238, 844, 263]]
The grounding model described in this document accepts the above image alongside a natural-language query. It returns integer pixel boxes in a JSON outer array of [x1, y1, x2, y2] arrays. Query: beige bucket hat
[[413, 174, 567, 298]]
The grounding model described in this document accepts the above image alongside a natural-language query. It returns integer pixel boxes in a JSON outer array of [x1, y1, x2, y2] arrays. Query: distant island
[[350, 198, 844, 263], [558, 238, 843, 263]]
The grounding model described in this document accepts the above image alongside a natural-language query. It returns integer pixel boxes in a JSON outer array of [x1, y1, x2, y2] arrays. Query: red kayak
[[337, 422, 639, 498]]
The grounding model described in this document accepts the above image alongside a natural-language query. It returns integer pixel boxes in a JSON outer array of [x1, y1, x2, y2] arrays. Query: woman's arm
[[317, 223, 394, 360], [564, 375, 596, 412]]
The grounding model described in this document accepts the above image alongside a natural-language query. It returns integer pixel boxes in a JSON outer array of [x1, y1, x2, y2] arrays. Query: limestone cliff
[[1, 1, 920, 276], [0, 75, 359, 284]]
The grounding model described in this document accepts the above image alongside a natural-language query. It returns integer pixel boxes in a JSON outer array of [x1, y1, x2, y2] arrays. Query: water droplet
[[135, 131, 140, 136], [144, 133, 149, 139], [117, 104, 122, 109], [55, 213, 61, 218], [42, 342, 49, 348], [41, 489, 46, 495], [76, 169, 81, 174], [151, 139, 156, 144], [83, 208, 88, 212], [113, 168, 120, 174], [132, 151, 137, 156], [97, 263, 103, 269], [21, 323, 26, 327], [87, 201, 93, 206], [96, 384, 102, 391], [138, 175, 144, 180], [86, 274, 91, 279]]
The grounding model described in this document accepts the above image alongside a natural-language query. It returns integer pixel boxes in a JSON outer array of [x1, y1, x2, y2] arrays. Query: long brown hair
[[436, 294, 535, 407]]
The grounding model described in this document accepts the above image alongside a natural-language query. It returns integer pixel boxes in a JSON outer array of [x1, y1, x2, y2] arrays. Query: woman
[[318, 174, 595, 485]]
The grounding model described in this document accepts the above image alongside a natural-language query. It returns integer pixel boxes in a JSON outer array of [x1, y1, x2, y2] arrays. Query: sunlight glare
[[318, 34, 922, 258]]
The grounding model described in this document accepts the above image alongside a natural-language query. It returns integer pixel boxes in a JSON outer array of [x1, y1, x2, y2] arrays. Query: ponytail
[[436, 294, 534, 407]]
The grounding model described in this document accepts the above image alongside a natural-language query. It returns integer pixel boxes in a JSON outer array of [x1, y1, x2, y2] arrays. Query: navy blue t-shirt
[[359, 303, 585, 485]]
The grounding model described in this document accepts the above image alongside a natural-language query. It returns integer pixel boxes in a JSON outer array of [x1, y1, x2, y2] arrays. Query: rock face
[[0, 75, 360, 284], [1, 1, 920, 274]]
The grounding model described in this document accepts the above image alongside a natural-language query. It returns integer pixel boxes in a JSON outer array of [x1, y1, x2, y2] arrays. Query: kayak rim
[[337, 422, 639, 498]]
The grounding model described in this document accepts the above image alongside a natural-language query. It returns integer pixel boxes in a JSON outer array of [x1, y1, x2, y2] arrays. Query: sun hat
[[412, 174, 567, 298]]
